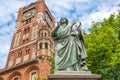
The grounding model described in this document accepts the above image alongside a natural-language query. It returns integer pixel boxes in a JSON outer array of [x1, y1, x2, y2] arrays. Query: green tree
[[47, 53, 55, 74], [84, 11, 120, 79]]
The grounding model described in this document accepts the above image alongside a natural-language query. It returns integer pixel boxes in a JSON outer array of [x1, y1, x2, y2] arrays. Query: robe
[[51, 24, 87, 71]]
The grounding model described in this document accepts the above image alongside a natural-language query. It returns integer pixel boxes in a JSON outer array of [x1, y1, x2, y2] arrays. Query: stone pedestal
[[48, 71, 102, 80]]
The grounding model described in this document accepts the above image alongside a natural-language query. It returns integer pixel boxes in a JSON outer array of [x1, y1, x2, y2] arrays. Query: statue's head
[[72, 20, 81, 28], [71, 20, 81, 31], [60, 18, 68, 26]]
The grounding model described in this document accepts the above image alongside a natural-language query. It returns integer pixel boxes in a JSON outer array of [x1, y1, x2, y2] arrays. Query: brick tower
[[0, 0, 55, 80]]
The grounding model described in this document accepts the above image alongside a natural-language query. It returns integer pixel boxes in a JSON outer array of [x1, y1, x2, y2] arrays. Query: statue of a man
[[51, 18, 88, 72]]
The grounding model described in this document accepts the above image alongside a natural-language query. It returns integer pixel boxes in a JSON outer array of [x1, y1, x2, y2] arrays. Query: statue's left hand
[[71, 32, 79, 36]]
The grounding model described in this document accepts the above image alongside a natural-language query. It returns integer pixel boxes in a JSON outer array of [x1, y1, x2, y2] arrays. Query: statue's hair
[[72, 20, 81, 27], [60, 18, 69, 25]]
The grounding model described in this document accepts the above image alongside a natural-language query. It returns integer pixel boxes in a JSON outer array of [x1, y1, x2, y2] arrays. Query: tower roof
[[38, 0, 45, 2]]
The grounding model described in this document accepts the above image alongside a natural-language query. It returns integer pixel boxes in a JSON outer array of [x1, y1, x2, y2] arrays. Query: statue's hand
[[71, 32, 78, 36], [51, 22, 60, 37], [57, 22, 61, 27]]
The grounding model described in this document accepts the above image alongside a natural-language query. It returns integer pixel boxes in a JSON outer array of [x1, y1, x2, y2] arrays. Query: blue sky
[[0, 0, 119, 69]]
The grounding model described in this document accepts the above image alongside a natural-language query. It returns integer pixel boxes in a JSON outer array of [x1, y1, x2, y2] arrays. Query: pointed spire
[[38, 0, 45, 2]]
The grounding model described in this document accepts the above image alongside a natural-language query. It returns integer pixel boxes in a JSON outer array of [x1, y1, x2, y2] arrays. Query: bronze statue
[[51, 18, 88, 72]]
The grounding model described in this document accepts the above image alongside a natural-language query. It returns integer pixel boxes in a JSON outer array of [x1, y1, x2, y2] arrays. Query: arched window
[[45, 43, 48, 49], [41, 33, 43, 37], [31, 72, 37, 80], [12, 76, 20, 80], [26, 48, 30, 54], [13, 77, 19, 80], [39, 43, 42, 49], [45, 32, 47, 37]]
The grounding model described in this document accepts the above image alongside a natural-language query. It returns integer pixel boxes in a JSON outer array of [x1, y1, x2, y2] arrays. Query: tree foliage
[[47, 53, 55, 74], [84, 11, 120, 80], [35, 77, 46, 80]]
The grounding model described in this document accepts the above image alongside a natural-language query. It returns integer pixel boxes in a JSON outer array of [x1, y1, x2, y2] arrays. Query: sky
[[0, 0, 120, 69]]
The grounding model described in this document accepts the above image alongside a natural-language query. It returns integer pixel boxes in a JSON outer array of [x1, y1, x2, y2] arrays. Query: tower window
[[23, 39, 25, 44], [23, 27, 30, 44], [18, 51, 22, 58], [24, 27, 30, 34], [13, 32, 21, 48], [41, 33, 43, 37], [45, 33, 47, 37], [25, 18, 31, 24], [32, 25, 38, 40], [26, 38, 29, 42], [39, 43, 42, 49], [45, 43, 48, 49], [26, 20, 28, 24], [26, 48, 30, 54]]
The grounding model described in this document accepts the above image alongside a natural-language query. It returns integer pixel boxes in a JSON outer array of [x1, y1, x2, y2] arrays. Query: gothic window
[[16, 50, 22, 65], [32, 25, 38, 40], [45, 43, 48, 49], [13, 32, 21, 48], [23, 27, 30, 44], [23, 48, 29, 62], [31, 72, 37, 80], [24, 27, 30, 34], [26, 48, 30, 54]]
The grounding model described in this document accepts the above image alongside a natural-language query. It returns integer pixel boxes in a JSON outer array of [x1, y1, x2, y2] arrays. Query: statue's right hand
[[57, 22, 61, 26]]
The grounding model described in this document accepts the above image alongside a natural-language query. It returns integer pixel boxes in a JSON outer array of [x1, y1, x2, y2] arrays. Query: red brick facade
[[0, 0, 55, 80]]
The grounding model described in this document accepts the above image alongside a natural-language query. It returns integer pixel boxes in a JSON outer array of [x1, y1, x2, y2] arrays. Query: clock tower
[[0, 0, 55, 80]]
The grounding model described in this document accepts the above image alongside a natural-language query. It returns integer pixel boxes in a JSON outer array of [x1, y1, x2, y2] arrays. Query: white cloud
[[46, 0, 120, 29], [0, 0, 120, 69]]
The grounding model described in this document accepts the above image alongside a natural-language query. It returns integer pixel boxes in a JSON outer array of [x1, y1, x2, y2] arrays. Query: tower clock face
[[22, 8, 36, 21]]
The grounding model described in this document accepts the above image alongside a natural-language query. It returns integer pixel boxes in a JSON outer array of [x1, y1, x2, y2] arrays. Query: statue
[[51, 18, 88, 72]]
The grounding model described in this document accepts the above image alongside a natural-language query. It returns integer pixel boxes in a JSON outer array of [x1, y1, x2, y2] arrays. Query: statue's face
[[72, 20, 81, 27], [72, 20, 81, 31], [60, 18, 68, 26]]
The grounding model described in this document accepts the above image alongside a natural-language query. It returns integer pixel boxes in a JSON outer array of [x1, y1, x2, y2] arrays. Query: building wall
[[0, 60, 51, 80], [0, 0, 55, 80]]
